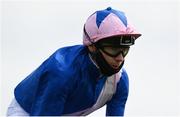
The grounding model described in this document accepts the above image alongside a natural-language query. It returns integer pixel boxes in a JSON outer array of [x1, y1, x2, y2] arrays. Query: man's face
[[88, 44, 129, 70], [88, 36, 134, 69], [95, 36, 133, 69]]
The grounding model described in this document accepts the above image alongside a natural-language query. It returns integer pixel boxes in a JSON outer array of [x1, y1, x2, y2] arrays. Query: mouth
[[111, 65, 119, 69]]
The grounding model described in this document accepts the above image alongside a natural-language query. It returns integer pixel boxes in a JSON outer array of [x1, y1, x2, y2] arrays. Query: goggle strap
[[120, 36, 135, 46]]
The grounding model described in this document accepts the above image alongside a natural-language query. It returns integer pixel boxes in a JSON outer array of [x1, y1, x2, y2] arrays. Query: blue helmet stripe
[[96, 11, 110, 28]]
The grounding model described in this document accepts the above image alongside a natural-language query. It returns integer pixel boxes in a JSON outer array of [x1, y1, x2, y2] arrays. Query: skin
[[88, 45, 124, 70]]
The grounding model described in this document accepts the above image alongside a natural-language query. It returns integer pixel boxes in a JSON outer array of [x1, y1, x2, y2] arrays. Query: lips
[[112, 65, 119, 69]]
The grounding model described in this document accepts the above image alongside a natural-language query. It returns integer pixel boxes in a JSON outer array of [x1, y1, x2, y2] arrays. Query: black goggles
[[99, 46, 130, 57], [95, 36, 134, 57]]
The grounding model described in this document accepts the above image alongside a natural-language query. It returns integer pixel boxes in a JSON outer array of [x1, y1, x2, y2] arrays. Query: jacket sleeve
[[29, 55, 77, 116], [106, 69, 129, 116]]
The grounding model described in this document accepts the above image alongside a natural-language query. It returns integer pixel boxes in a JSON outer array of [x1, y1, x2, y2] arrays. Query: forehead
[[97, 36, 135, 47]]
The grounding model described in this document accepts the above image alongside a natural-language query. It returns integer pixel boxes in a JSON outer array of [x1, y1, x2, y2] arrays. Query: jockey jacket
[[14, 45, 129, 116]]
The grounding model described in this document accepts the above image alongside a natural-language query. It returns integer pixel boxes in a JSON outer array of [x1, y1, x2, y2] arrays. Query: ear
[[87, 45, 97, 52]]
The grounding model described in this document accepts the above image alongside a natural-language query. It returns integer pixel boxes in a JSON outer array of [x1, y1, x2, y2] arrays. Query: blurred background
[[1, 0, 180, 116]]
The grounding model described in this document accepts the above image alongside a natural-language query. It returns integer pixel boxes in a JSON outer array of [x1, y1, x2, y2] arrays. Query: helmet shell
[[83, 7, 141, 46]]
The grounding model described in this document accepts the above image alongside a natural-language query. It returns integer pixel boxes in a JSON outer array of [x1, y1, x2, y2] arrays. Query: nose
[[114, 53, 124, 63]]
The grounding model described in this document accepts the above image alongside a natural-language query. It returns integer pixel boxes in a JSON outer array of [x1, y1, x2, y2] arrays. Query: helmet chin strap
[[89, 49, 124, 77]]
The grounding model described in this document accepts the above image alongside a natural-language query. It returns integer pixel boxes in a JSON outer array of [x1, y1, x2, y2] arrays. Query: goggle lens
[[95, 36, 134, 57], [100, 46, 130, 57]]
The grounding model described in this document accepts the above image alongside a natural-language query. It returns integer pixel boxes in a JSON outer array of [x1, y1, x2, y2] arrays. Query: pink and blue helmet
[[83, 7, 141, 46]]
